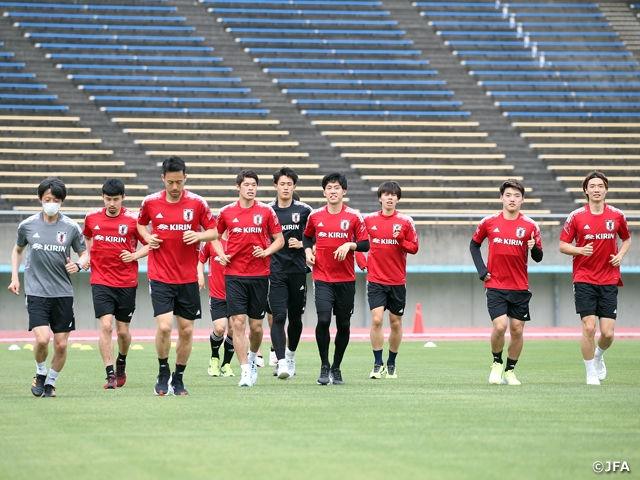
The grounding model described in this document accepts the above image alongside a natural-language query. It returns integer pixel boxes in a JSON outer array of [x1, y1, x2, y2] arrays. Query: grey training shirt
[[16, 212, 86, 298]]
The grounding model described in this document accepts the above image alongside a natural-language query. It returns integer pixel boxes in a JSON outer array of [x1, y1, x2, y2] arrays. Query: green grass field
[[1, 340, 638, 480]]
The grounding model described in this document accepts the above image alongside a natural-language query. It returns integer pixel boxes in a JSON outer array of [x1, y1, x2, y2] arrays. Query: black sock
[[117, 353, 127, 364], [316, 310, 332, 367], [158, 357, 170, 372], [270, 345, 274, 352], [505, 358, 518, 372], [210, 332, 223, 359], [175, 364, 186, 376], [332, 315, 351, 370], [106, 365, 114, 376], [492, 351, 503, 364], [222, 336, 235, 365]]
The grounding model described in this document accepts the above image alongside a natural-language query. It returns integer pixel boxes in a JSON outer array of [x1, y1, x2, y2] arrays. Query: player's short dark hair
[[273, 166, 299, 185], [322, 172, 347, 190], [499, 178, 525, 196], [236, 169, 259, 186], [37, 177, 66, 201], [162, 156, 186, 175], [102, 178, 125, 197], [582, 171, 609, 198], [377, 181, 402, 201]]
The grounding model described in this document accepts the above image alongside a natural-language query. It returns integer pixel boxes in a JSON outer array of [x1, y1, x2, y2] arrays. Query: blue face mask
[[42, 202, 61, 217]]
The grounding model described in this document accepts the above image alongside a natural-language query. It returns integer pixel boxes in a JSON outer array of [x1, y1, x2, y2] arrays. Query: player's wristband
[[75, 262, 82, 271]]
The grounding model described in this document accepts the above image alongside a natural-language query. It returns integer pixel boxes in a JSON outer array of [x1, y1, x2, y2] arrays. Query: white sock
[[285, 348, 295, 359], [584, 359, 596, 376], [36, 361, 47, 376], [248, 351, 257, 364], [595, 346, 606, 358], [45, 368, 60, 386]]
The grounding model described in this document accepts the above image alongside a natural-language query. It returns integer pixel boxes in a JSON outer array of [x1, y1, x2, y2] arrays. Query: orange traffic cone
[[412, 303, 424, 334]]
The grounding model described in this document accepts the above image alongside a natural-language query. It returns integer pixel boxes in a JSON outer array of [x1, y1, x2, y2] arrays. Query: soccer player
[[83, 179, 149, 389], [215, 170, 284, 387], [559, 171, 631, 386], [137, 156, 218, 396], [267, 167, 313, 379], [303, 172, 369, 386], [198, 233, 236, 378], [470, 179, 543, 386], [355, 181, 419, 379], [8, 177, 87, 398]]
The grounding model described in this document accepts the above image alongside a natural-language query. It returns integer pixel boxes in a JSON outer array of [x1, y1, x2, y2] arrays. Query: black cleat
[[272, 366, 278, 377], [330, 367, 345, 385], [31, 374, 46, 397], [43, 384, 56, 397], [154, 370, 171, 396], [317, 364, 330, 386], [115, 362, 127, 387], [169, 373, 189, 396]]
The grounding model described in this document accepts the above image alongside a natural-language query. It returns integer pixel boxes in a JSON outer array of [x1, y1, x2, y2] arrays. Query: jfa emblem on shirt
[[606, 220, 615, 232], [254, 214, 263, 226], [118, 224, 128, 236], [183, 209, 194, 222], [516, 227, 526, 239], [393, 224, 402, 234], [56, 231, 67, 244], [292, 212, 300, 223], [340, 220, 350, 231]]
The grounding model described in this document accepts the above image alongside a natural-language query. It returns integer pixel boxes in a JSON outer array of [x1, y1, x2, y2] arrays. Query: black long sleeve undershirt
[[303, 236, 369, 253], [470, 239, 544, 281]]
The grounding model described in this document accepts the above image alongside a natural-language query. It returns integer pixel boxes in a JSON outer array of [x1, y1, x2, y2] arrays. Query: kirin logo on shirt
[[57, 231, 67, 244], [118, 224, 128, 236], [254, 214, 263, 226], [606, 220, 615, 232], [340, 220, 350, 231], [183, 209, 194, 222], [516, 227, 526, 239], [292, 212, 300, 223]]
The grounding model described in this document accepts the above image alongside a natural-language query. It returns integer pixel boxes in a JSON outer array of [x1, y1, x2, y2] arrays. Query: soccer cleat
[[115, 362, 127, 387], [220, 363, 235, 377], [594, 354, 607, 381], [286, 357, 296, 377], [330, 367, 345, 385], [169, 373, 189, 396], [256, 356, 265, 368], [31, 374, 46, 397], [269, 350, 278, 366], [272, 366, 278, 377], [489, 362, 504, 384], [250, 360, 258, 385], [104, 374, 118, 390], [386, 364, 397, 379], [317, 364, 330, 385], [208, 357, 220, 377], [369, 363, 386, 379], [502, 370, 521, 386], [238, 368, 252, 387], [43, 384, 56, 398], [154, 370, 171, 396], [587, 371, 601, 385], [277, 360, 290, 380]]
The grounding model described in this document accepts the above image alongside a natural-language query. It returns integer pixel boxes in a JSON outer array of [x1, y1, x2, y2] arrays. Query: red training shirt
[[356, 210, 419, 286], [199, 238, 227, 300], [138, 190, 216, 284], [472, 212, 542, 291], [559, 204, 630, 286], [84, 207, 146, 288], [304, 204, 368, 283], [216, 201, 282, 277]]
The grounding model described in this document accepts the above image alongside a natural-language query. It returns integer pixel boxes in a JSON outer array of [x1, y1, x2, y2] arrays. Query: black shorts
[[268, 271, 308, 319], [209, 296, 228, 322], [366, 281, 406, 317], [313, 280, 356, 317], [26, 295, 75, 334], [149, 280, 201, 320], [92, 284, 137, 323], [574, 282, 618, 319], [225, 275, 269, 319], [486, 288, 532, 322]]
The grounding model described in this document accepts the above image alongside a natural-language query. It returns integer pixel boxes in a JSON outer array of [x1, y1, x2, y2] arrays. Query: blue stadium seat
[[488, 92, 640, 97], [0, 2, 175, 10], [14, 23, 195, 31], [0, 105, 68, 110], [0, 73, 35, 78], [26, 33, 204, 42], [4, 13, 186, 21], [255, 59, 428, 65], [421, 12, 604, 18], [463, 61, 637, 67], [100, 107, 270, 114], [209, 8, 388, 15], [47, 54, 222, 62], [413, 2, 598, 7], [57, 65, 232, 72], [0, 52, 14, 57], [90, 96, 260, 103], [246, 48, 421, 55], [455, 51, 631, 57], [470, 71, 640, 77], [282, 89, 453, 95], [293, 99, 462, 106], [201, 0, 382, 5], [226, 28, 405, 35], [217, 18, 397, 25], [479, 81, 640, 86], [80, 86, 251, 93], [0, 83, 46, 89], [0, 62, 25, 67], [496, 101, 640, 107], [35, 44, 213, 51], [504, 112, 640, 117], [274, 78, 445, 85], [430, 22, 610, 27], [66, 74, 241, 82], [237, 38, 413, 45], [262, 68, 437, 74], [438, 31, 617, 37], [446, 41, 624, 46], [0, 94, 56, 99], [300, 110, 470, 116]]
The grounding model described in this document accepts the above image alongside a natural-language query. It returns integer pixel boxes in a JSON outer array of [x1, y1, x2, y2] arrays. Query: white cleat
[[277, 359, 290, 380], [269, 351, 278, 366], [255, 356, 265, 368], [594, 354, 607, 381], [238, 369, 252, 387], [286, 357, 296, 377], [250, 360, 258, 385], [587, 371, 601, 385]]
